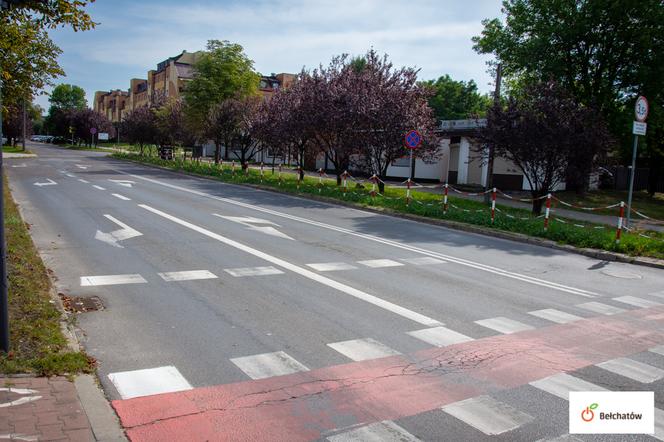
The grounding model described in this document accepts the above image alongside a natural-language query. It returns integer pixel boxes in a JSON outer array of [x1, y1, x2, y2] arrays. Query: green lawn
[[0, 178, 94, 375], [2, 146, 31, 154], [113, 153, 664, 260], [554, 189, 664, 221]]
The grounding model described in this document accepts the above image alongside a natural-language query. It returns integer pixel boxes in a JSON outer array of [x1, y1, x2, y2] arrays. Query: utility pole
[[484, 63, 502, 203], [0, 1, 10, 353], [21, 98, 26, 151]]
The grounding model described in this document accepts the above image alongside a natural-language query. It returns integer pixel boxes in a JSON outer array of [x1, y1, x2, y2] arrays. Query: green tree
[[183, 40, 260, 154], [1, 1, 96, 31], [420, 75, 491, 120], [47, 84, 87, 111]]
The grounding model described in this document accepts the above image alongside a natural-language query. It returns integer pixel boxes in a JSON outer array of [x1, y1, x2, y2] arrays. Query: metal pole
[[409, 148, 414, 181], [0, 63, 10, 353], [626, 134, 639, 228], [484, 63, 502, 203], [21, 98, 26, 151]]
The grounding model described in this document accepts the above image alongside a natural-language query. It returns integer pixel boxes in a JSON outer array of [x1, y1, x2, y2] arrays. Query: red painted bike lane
[[113, 306, 664, 441]]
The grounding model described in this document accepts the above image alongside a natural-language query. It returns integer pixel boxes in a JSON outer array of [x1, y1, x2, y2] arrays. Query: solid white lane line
[[527, 309, 582, 324], [158, 270, 218, 282], [92, 185, 106, 190], [649, 345, 664, 357], [475, 317, 534, 334], [529, 373, 607, 400], [441, 395, 533, 435], [80, 274, 147, 286], [356, 259, 404, 268], [124, 173, 599, 298], [407, 326, 474, 347], [231, 351, 309, 380], [326, 421, 420, 442], [78, 179, 90, 183], [107, 366, 192, 400], [576, 301, 626, 315], [307, 262, 358, 272], [613, 296, 661, 308], [597, 357, 664, 383], [112, 193, 131, 201], [327, 338, 401, 362], [400, 257, 447, 266], [139, 204, 442, 326], [224, 266, 284, 277]]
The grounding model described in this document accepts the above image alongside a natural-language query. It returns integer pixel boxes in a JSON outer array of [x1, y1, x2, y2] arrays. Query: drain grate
[[60, 294, 104, 313]]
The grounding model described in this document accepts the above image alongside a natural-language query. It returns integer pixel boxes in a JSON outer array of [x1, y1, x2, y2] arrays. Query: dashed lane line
[[80, 274, 147, 286]]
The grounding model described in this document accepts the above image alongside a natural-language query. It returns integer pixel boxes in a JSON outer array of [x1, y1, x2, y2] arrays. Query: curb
[[114, 157, 664, 270]]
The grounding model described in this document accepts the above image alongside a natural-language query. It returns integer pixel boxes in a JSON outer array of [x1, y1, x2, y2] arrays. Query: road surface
[[7, 143, 664, 441]]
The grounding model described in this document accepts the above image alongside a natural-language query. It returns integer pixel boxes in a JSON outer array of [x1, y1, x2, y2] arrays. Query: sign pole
[[626, 134, 638, 228], [409, 148, 414, 181], [626, 96, 649, 229]]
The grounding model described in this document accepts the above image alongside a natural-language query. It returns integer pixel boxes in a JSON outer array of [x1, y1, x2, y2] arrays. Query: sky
[[37, 0, 504, 111]]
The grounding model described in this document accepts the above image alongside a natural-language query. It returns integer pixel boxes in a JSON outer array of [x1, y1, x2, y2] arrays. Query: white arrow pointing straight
[[33, 179, 57, 187], [95, 215, 142, 248], [108, 179, 135, 188], [213, 214, 294, 240]]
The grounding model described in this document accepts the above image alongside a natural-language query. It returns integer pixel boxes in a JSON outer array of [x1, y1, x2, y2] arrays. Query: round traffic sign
[[90, 127, 97, 135], [404, 130, 422, 150], [635, 96, 649, 122]]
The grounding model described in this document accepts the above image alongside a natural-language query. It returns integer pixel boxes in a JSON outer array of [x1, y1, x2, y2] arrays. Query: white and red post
[[260, 162, 264, 182], [342, 171, 348, 195], [443, 184, 449, 214], [543, 193, 552, 231], [278, 163, 282, 185], [406, 179, 412, 206], [232, 160, 236, 176], [297, 166, 302, 190], [370, 175, 377, 197], [616, 201, 625, 244], [318, 168, 324, 193], [491, 187, 497, 223]]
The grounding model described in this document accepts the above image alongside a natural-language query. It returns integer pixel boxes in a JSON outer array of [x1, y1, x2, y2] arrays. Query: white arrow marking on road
[[109, 179, 135, 188], [11, 163, 27, 168], [213, 214, 294, 240], [94, 214, 142, 248], [0, 388, 42, 408], [33, 179, 57, 187], [75, 164, 89, 169]]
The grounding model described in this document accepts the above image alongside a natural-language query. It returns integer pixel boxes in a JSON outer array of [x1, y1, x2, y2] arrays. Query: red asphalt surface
[[113, 306, 664, 441]]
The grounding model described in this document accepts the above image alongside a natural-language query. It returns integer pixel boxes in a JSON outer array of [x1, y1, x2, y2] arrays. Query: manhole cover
[[600, 269, 643, 279], [60, 294, 104, 313]]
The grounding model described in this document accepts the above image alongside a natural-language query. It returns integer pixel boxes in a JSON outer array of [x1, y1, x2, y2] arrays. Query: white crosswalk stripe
[[80, 274, 147, 286], [597, 357, 664, 383], [108, 366, 192, 400], [528, 309, 582, 324], [530, 373, 607, 400], [231, 351, 309, 380], [356, 259, 404, 268], [306, 262, 358, 272], [475, 317, 534, 334], [442, 395, 533, 435], [327, 420, 420, 442], [158, 270, 218, 282], [648, 290, 664, 299], [327, 338, 400, 362], [400, 257, 447, 266], [613, 296, 661, 308], [223, 266, 284, 277], [407, 326, 473, 347], [649, 345, 664, 357], [576, 301, 625, 315], [536, 435, 583, 442]]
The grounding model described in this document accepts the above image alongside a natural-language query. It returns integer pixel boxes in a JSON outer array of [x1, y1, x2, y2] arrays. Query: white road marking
[[75, 164, 88, 169], [613, 296, 661, 308], [307, 262, 358, 272], [0, 433, 39, 441], [33, 178, 57, 187], [158, 270, 218, 282], [65, 173, 76, 178], [407, 326, 474, 347], [400, 257, 447, 266], [78, 179, 90, 183], [94, 214, 143, 248], [441, 395, 533, 435], [527, 309, 582, 324], [475, 317, 534, 334], [0, 388, 42, 408], [649, 290, 664, 299], [92, 185, 106, 190], [107, 366, 192, 400], [80, 274, 147, 286], [108, 179, 135, 188], [213, 214, 294, 240], [649, 345, 664, 357], [326, 421, 420, 442], [112, 193, 131, 201], [230, 351, 309, 380], [655, 408, 664, 441], [576, 301, 625, 315], [530, 373, 607, 400], [140, 204, 442, 326], [124, 173, 600, 298], [535, 435, 583, 442], [10, 163, 27, 168], [597, 357, 664, 383], [356, 259, 404, 268], [223, 266, 284, 277], [327, 338, 401, 361]]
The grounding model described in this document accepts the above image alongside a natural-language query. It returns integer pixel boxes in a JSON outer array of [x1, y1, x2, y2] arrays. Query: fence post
[[615, 201, 625, 245], [297, 166, 302, 190], [543, 193, 552, 231], [406, 179, 412, 206], [278, 163, 282, 185], [318, 168, 324, 193], [342, 171, 348, 195], [443, 184, 449, 214], [370, 175, 377, 197], [232, 160, 236, 176], [260, 162, 264, 182], [491, 187, 497, 223]]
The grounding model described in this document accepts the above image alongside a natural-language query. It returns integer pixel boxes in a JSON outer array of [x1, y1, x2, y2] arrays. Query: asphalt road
[[7, 143, 664, 441]]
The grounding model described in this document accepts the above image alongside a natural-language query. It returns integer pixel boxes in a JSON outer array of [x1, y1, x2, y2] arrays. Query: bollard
[[278, 163, 283, 185], [543, 193, 552, 231], [342, 171, 348, 194], [232, 160, 236, 176], [443, 183, 449, 214], [406, 179, 412, 206], [491, 187, 497, 223], [297, 167, 302, 190], [370, 175, 377, 197], [615, 201, 625, 244], [260, 162, 264, 182], [318, 168, 324, 193]]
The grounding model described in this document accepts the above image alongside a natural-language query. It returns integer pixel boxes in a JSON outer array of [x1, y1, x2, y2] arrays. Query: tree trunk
[[378, 180, 385, 194], [531, 193, 545, 215], [214, 142, 221, 164]]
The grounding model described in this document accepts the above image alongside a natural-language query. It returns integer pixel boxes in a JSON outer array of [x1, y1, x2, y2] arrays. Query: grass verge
[[0, 177, 94, 375], [2, 146, 31, 154], [553, 189, 664, 220], [113, 153, 664, 260]]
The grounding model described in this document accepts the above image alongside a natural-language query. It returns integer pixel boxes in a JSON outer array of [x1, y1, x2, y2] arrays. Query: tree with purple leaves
[[121, 105, 159, 155]]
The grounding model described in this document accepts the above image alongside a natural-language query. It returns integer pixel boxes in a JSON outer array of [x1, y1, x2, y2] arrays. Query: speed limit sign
[[635, 96, 649, 122]]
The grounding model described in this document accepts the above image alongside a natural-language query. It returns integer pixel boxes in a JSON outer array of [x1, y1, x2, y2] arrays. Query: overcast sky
[[37, 0, 503, 111]]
